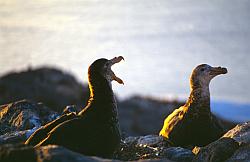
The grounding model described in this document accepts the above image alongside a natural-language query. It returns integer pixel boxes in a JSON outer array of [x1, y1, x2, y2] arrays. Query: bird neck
[[88, 75, 116, 104], [78, 74, 119, 122], [186, 84, 211, 114], [79, 75, 116, 115]]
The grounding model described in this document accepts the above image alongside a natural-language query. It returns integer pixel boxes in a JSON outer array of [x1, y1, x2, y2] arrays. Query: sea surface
[[0, 0, 250, 121]]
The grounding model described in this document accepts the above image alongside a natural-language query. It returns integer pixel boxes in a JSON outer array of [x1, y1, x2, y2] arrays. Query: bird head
[[190, 64, 227, 89], [88, 56, 124, 85]]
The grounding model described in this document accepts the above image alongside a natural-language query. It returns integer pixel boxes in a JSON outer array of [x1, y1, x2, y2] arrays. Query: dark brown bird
[[159, 64, 227, 147], [25, 56, 124, 158]]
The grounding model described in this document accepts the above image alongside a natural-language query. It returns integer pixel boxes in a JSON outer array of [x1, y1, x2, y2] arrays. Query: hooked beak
[[109, 56, 124, 84], [209, 66, 228, 76]]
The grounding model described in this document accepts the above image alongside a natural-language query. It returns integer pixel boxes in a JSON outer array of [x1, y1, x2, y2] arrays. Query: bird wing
[[159, 106, 187, 138], [35, 118, 83, 147], [25, 113, 77, 146]]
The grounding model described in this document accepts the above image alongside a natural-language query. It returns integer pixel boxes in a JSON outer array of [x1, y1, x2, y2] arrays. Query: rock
[[119, 96, 183, 136], [117, 137, 163, 161], [62, 105, 78, 115], [123, 135, 166, 147], [192, 137, 239, 162], [0, 100, 58, 136], [0, 144, 116, 162], [116, 141, 190, 161], [136, 135, 166, 147], [0, 67, 89, 112], [133, 160, 172, 162], [0, 143, 36, 162], [0, 144, 172, 162], [35, 145, 121, 162], [226, 144, 250, 162], [162, 147, 194, 162], [223, 121, 250, 144], [0, 130, 28, 145], [117, 135, 192, 161], [0, 100, 59, 144]]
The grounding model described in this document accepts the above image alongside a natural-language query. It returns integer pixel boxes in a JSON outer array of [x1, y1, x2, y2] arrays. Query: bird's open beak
[[209, 66, 228, 76], [109, 56, 124, 84]]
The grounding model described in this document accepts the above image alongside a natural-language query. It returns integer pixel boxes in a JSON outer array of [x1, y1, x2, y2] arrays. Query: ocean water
[[0, 1, 250, 121], [212, 101, 250, 122]]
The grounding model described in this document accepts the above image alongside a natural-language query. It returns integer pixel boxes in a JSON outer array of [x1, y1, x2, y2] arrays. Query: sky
[[0, 0, 250, 103]]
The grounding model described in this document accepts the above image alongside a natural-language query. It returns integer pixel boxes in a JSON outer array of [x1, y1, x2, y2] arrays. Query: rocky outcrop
[[223, 121, 250, 144], [226, 144, 250, 162], [191, 122, 250, 162], [0, 144, 173, 162], [116, 135, 166, 161], [116, 135, 194, 161], [35, 145, 120, 162], [0, 67, 89, 112], [0, 100, 58, 136], [162, 147, 194, 162], [0, 100, 59, 144], [0, 144, 118, 162], [0, 130, 33, 145], [192, 137, 239, 162], [0, 144, 36, 162], [123, 135, 166, 147], [119, 96, 184, 136], [0, 99, 250, 161]]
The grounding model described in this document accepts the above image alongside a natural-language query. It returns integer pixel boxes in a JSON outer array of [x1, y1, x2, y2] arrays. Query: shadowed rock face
[[0, 67, 89, 112], [35, 145, 122, 162], [116, 135, 194, 161], [192, 122, 250, 162], [0, 100, 59, 145], [119, 96, 184, 136], [0, 144, 175, 162], [0, 100, 58, 136], [162, 147, 194, 162], [0, 143, 36, 162], [0, 144, 120, 162], [226, 144, 250, 162], [192, 137, 239, 162]]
